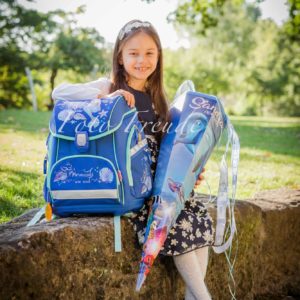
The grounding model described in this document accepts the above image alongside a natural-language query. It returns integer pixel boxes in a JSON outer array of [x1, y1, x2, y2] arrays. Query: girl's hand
[[194, 168, 205, 188], [99, 89, 135, 108]]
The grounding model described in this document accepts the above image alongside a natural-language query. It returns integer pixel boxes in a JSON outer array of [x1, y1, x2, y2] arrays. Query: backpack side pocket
[[126, 125, 152, 199]]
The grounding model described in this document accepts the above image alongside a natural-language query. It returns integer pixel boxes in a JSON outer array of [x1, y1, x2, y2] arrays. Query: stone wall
[[0, 188, 299, 300]]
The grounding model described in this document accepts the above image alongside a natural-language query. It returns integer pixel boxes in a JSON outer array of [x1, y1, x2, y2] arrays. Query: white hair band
[[118, 21, 151, 40]]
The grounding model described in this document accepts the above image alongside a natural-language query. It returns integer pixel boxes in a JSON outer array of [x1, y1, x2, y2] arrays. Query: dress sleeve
[[52, 77, 111, 101]]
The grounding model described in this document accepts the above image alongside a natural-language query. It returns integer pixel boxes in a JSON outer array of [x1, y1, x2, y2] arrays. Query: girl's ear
[[119, 57, 123, 65]]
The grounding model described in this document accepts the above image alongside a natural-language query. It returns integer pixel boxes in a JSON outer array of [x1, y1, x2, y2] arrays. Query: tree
[[162, 0, 299, 116], [46, 27, 107, 103], [164, 3, 261, 106], [0, 2, 109, 109], [284, 0, 300, 42], [247, 0, 300, 116], [38, 6, 108, 106], [0, 0, 57, 108]]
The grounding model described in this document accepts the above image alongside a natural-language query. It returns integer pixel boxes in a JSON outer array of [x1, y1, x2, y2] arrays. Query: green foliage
[[1, 0, 299, 116], [163, 1, 300, 116], [166, 0, 261, 34], [0, 1, 109, 109], [44, 9, 108, 96], [0, 0, 56, 108], [283, 0, 300, 42]]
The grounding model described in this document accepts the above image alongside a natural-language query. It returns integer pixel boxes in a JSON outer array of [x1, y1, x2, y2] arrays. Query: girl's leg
[[195, 246, 209, 278], [185, 287, 197, 300], [173, 250, 211, 300], [188, 246, 210, 299]]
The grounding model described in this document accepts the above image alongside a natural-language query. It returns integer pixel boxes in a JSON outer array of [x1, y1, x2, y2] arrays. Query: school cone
[[136, 81, 238, 291], [136, 204, 171, 291], [136, 229, 168, 291]]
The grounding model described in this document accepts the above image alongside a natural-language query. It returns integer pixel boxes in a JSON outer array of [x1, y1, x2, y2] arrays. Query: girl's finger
[[130, 94, 135, 107], [126, 92, 135, 108], [126, 94, 134, 107], [198, 174, 204, 180], [194, 180, 201, 187], [119, 90, 133, 107]]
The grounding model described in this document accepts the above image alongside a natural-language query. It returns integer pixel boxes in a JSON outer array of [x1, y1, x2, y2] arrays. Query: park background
[[0, 0, 299, 223]]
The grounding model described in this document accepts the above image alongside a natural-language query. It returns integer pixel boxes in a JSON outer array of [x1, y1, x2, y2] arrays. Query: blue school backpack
[[40, 96, 153, 250]]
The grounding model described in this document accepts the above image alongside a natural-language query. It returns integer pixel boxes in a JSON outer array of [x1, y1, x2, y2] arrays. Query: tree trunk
[[48, 68, 58, 110]]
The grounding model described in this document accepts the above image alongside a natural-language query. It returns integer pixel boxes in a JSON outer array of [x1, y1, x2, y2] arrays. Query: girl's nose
[[137, 55, 145, 62]]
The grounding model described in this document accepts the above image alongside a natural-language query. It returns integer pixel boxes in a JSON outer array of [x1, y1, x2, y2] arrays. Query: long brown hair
[[110, 20, 169, 129]]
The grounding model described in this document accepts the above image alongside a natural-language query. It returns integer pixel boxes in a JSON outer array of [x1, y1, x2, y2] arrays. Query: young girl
[[52, 19, 214, 300]]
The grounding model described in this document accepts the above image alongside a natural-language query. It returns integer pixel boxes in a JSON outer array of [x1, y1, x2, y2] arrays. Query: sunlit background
[[2, 0, 297, 116], [20, 0, 289, 49]]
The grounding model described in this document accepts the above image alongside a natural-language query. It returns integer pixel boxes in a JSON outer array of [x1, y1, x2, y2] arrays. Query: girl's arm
[[52, 78, 111, 102], [52, 78, 135, 107]]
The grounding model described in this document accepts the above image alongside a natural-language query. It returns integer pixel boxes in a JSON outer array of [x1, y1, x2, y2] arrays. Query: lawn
[[0, 109, 299, 223]]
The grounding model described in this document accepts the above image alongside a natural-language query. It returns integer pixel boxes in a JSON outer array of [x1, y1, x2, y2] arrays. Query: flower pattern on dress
[[196, 228, 202, 238], [179, 218, 193, 232], [169, 228, 177, 235], [181, 242, 188, 249], [182, 231, 188, 238], [171, 239, 178, 246], [138, 215, 146, 222]]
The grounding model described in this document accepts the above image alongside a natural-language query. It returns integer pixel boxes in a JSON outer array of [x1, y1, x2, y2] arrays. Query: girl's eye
[[129, 52, 137, 56], [147, 52, 154, 56]]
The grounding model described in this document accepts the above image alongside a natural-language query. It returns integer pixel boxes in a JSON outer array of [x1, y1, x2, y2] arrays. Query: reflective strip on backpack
[[130, 139, 147, 156], [51, 189, 118, 200]]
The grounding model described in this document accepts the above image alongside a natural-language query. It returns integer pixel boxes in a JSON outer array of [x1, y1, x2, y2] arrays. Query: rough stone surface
[[0, 188, 299, 300]]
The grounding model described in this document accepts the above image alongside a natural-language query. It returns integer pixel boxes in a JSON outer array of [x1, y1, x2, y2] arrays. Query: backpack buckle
[[75, 131, 89, 152]]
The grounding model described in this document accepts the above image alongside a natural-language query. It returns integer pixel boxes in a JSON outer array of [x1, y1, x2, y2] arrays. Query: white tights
[[173, 247, 211, 300]]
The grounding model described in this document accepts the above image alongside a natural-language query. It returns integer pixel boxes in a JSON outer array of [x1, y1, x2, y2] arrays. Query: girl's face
[[120, 32, 159, 90]]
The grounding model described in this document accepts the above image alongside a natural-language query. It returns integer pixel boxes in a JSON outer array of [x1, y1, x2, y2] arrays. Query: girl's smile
[[120, 32, 159, 90]]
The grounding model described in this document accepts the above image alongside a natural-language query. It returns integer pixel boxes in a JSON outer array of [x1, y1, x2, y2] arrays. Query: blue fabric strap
[[114, 215, 122, 252]]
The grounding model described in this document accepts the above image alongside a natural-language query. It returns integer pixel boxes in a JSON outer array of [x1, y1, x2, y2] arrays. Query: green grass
[[196, 116, 300, 198], [0, 110, 299, 223], [0, 110, 51, 223]]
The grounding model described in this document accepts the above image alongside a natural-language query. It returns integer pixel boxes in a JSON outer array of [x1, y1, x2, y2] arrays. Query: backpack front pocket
[[48, 155, 120, 206], [126, 126, 152, 199]]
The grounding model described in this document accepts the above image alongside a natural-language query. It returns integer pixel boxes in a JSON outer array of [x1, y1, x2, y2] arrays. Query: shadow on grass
[[0, 167, 44, 222]]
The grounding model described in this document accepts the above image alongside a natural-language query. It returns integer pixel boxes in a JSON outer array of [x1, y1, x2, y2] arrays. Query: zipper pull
[[45, 202, 53, 221], [117, 170, 123, 182]]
